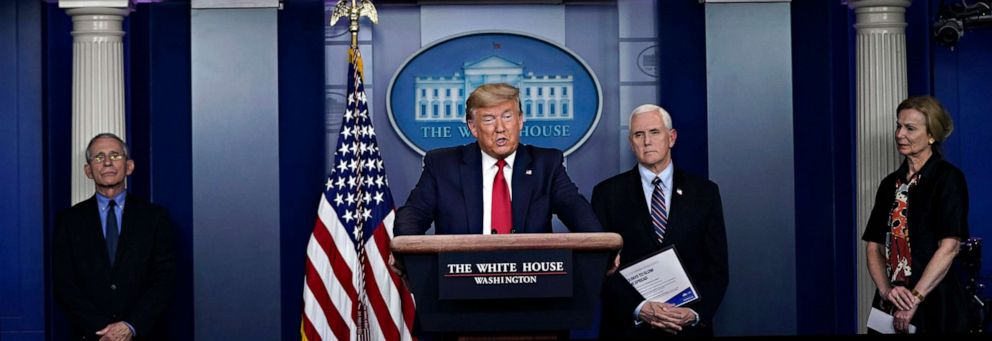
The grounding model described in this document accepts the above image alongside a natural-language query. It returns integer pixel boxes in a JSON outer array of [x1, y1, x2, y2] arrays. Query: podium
[[391, 233, 622, 339]]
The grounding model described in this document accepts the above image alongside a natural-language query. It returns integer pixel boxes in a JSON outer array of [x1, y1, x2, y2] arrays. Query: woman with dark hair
[[863, 96, 969, 333]]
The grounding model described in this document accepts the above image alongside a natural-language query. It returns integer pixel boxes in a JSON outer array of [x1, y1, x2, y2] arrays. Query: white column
[[62, 4, 129, 205], [850, 0, 911, 332]]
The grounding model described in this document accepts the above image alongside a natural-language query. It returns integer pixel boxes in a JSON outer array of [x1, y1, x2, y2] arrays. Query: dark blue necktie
[[650, 177, 668, 243], [106, 200, 118, 266]]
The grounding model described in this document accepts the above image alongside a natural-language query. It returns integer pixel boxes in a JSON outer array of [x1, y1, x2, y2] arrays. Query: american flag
[[302, 46, 416, 341]]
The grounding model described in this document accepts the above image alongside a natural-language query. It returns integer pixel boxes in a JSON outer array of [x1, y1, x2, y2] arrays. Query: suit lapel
[[621, 167, 656, 243], [510, 145, 534, 232], [81, 197, 113, 270], [665, 170, 687, 245], [116, 197, 139, 268], [460, 143, 484, 234]]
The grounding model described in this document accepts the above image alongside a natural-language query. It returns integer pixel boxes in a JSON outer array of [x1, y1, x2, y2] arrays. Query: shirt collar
[[482, 150, 517, 170], [96, 191, 128, 211], [638, 161, 674, 189]]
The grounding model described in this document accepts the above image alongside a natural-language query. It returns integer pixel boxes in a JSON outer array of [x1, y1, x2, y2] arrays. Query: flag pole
[[305, 2, 412, 340], [329, 1, 379, 340]]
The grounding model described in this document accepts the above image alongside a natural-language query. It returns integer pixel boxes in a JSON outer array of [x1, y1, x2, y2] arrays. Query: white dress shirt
[[638, 161, 673, 217], [632, 161, 699, 326], [481, 150, 516, 235]]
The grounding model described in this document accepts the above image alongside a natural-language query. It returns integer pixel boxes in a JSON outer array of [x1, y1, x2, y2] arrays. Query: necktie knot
[[496, 159, 506, 169], [652, 177, 661, 187], [109, 200, 117, 209]]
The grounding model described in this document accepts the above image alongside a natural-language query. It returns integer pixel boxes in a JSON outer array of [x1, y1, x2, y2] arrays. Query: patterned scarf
[[886, 173, 920, 284]]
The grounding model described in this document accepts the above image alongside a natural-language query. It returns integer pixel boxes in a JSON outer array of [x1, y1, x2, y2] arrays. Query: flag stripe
[[311, 215, 359, 300], [301, 310, 321, 341], [305, 260, 351, 341], [303, 280, 336, 340], [361, 249, 401, 341], [313, 201, 361, 332], [366, 229, 409, 339], [371, 222, 416, 334]]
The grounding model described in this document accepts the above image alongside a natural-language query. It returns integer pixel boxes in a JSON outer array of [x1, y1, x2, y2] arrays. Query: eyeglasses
[[91, 152, 125, 163]]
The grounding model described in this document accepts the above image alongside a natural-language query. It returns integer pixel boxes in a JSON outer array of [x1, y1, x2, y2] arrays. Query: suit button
[[110, 284, 117, 290]]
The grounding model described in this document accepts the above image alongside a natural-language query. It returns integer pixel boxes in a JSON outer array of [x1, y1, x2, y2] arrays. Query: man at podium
[[394, 83, 601, 236], [592, 104, 729, 337]]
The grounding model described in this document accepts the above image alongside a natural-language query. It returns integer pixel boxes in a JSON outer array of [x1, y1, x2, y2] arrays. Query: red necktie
[[492, 159, 512, 234]]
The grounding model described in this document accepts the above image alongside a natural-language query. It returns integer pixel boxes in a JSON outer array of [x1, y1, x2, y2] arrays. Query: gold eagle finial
[[330, 0, 378, 47]]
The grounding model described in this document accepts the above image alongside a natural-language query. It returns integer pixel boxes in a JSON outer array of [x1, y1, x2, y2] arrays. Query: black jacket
[[593, 167, 729, 338], [53, 194, 176, 339]]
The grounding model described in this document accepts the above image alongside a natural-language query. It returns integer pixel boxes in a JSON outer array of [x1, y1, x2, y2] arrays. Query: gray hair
[[628, 104, 674, 131], [85, 133, 130, 163]]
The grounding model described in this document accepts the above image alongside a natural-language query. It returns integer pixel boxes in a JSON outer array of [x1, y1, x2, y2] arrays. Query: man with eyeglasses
[[395, 83, 602, 236], [53, 133, 176, 340]]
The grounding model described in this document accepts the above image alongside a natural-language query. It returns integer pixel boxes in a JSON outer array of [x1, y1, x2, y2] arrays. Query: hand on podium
[[606, 253, 620, 276], [389, 254, 409, 281]]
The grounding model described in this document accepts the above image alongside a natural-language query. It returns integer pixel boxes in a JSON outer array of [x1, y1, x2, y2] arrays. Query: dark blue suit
[[53, 195, 176, 339], [394, 143, 601, 235], [593, 168, 728, 338]]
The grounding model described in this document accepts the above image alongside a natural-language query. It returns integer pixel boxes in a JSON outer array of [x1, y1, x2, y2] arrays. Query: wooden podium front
[[392, 233, 622, 340]]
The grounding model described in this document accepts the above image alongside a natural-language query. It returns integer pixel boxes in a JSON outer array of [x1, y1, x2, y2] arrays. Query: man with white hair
[[593, 104, 729, 337], [53, 133, 176, 340]]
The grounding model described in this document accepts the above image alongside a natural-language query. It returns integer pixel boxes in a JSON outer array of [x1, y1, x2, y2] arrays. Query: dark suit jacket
[[592, 167, 728, 338], [53, 194, 176, 339], [394, 143, 601, 235]]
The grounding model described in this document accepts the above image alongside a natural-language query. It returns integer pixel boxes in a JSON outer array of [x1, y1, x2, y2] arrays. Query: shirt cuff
[[123, 321, 137, 336], [688, 308, 700, 326], [633, 300, 648, 326]]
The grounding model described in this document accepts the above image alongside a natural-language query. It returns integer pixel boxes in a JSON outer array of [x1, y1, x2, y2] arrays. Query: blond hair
[[897, 96, 954, 142], [465, 83, 521, 121]]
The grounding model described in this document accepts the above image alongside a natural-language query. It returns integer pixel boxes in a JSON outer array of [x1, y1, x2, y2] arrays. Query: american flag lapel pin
[[526, 169, 532, 175], [676, 188, 683, 196]]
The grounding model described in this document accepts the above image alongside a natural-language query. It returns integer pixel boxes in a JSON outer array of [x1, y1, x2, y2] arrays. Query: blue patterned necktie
[[106, 200, 119, 266], [650, 177, 668, 243]]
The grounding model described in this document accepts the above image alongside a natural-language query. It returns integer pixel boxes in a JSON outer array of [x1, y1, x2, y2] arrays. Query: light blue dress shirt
[[95, 191, 127, 238]]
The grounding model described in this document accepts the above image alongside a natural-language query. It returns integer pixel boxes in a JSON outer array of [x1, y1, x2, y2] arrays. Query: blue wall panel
[[191, 8, 282, 340], [370, 6, 423, 210], [43, 3, 74, 340], [658, 0, 708, 177], [1, 0, 45, 339], [791, 0, 858, 335], [933, 27, 992, 281], [705, 2, 797, 336], [277, 1, 327, 340], [129, 2, 194, 339], [563, 4, 620, 197], [906, 0, 934, 96]]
